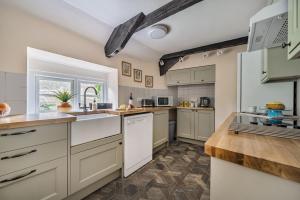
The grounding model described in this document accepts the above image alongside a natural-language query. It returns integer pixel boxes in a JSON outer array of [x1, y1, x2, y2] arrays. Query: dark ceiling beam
[[105, 0, 204, 57], [135, 0, 204, 32], [105, 13, 145, 57], [159, 36, 248, 75]]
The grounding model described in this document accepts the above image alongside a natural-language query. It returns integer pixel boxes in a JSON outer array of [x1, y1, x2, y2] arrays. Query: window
[[36, 75, 104, 113], [78, 81, 103, 107]]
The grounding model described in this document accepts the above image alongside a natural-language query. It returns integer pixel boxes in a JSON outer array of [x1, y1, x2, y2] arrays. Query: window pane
[[39, 79, 72, 95], [79, 82, 103, 105], [38, 78, 72, 112], [39, 95, 60, 112]]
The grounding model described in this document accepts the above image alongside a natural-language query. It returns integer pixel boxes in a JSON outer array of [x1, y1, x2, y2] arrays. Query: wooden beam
[[135, 0, 204, 32], [105, 0, 203, 57], [159, 36, 248, 75], [105, 13, 145, 57]]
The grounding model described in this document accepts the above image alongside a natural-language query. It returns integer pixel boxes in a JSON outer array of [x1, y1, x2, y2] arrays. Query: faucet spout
[[83, 87, 98, 112]]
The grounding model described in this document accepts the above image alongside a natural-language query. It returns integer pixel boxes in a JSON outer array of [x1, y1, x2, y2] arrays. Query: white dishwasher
[[123, 113, 153, 177]]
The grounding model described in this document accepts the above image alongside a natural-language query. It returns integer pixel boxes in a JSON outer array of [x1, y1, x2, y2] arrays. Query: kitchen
[[0, 0, 300, 200]]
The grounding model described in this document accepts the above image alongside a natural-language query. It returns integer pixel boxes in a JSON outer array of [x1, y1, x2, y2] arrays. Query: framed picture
[[133, 69, 142, 82], [145, 75, 153, 88], [122, 61, 131, 77]]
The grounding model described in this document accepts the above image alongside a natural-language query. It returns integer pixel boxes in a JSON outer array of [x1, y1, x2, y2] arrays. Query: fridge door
[[238, 50, 294, 113]]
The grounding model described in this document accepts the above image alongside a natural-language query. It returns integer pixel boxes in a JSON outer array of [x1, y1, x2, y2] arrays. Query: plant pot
[[57, 102, 72, 112]]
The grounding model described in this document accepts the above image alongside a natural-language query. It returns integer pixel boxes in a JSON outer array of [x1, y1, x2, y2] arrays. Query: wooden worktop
[[205, 112, 300, 183], [0, 112, 76, 130]]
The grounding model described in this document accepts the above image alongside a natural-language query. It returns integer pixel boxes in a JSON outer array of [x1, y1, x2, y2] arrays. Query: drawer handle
[[0, 129, 36, 137], [119, 142, 123, 145], [0, 170, 36, 184], [1, 149, 37, 160]]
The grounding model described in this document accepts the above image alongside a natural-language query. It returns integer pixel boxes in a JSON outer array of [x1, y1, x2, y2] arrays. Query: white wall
[[0, 3, 167, 89]]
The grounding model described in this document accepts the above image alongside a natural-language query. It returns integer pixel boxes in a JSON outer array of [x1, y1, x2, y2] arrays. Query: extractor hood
[[247, 0, 288, 51]]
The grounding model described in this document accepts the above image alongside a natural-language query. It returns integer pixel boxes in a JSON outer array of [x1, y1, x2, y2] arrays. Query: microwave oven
[[152, 96, 174, 107]]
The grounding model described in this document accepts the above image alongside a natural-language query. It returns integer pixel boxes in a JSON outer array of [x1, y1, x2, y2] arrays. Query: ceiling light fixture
[[149, 24, 169, 39], [216, 49, 224, 56]]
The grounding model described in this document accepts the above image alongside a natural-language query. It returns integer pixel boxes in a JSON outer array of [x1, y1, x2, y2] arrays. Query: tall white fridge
[[237, 50, 294, 114]]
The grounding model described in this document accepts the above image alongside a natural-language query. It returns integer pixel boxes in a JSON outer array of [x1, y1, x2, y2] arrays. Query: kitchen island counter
[[205, 112, 300, 184]]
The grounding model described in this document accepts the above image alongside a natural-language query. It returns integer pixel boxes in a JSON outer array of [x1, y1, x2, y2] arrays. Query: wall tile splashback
[[178, 84, 215, 107], [119, 86, 178, 106], [0, 71, 27, 115]]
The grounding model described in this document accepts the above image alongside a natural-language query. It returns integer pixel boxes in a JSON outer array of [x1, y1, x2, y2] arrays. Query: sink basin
[[71, 113, 121, 146]]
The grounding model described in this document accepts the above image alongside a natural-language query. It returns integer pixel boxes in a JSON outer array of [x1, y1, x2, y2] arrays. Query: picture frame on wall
[[145, 75, 153, 88], [122, 61, 132, 77], [133, 69, 142, 82]]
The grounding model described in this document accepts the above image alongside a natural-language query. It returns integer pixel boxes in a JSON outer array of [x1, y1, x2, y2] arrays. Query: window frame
[[34, 72, 106, 113]]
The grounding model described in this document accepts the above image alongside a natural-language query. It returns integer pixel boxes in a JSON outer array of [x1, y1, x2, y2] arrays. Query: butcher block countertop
[[205, 112, 300, 183], [0, 113, 76, 130]]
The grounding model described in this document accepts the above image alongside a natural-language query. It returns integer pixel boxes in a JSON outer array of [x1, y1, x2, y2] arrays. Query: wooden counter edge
[[204, 113, 300, 184]]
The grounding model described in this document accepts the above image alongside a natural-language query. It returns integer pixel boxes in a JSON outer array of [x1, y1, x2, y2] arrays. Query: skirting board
[[177, 137, 205, 146], [66, 170, 121, 200]]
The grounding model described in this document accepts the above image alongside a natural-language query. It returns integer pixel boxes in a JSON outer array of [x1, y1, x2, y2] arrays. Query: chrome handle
[[1, 149, 37, 160], [281, 42, 291, 48], [0, 129, 36, 137], [0, 170, 36, 184]]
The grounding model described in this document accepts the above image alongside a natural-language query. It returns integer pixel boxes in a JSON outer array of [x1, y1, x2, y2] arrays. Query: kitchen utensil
[[199, 97, 210, 107]]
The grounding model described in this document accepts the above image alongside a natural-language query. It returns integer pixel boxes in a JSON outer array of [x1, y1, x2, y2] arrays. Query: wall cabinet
[[261, 47, 300, 83], [177, 109, 214, 141], [166, 66, 215, 86], [288, 0, 300, 60], [0, 157, 67, 200], [153, 110, 169, 148], [70, 140, 122, 194], [166, 69, 191, 85]]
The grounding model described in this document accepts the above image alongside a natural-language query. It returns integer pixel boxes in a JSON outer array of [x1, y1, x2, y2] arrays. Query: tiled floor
[[84, 142, 210, 200]]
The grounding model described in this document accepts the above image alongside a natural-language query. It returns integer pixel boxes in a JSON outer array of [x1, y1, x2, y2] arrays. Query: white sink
[[71, 113, 121, 146]]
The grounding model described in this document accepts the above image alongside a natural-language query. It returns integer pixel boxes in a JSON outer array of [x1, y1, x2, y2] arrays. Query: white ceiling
[[2, 0, 269, 61]]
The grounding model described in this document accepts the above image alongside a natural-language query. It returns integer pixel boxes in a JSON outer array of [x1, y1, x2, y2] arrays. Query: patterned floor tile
[[83, 141, 210, 200]]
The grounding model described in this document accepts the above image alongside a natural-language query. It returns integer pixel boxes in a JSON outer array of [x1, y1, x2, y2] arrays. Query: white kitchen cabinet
[[194, 110, 215, 141], [177, 109, 214, 141], [0, 157, 67, 200], [177, 109, 194, 139], [70, 140, 122, 194], [153, 110, 169, 148], [288, 0, 300, 60]]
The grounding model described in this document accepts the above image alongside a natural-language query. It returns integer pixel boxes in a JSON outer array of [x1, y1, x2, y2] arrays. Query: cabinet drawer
[[0, 124, 68, 153], [0, 157, 67, 200], [70, 140, 122, 194], [0, 140, 67, 176]]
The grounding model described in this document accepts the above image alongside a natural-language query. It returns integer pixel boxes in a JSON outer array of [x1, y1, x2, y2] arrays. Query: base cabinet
[[177, 109, 214, 141], [70, 140, 122, 194], [153, 110, 169, 148], [0, 157, 67, 200]]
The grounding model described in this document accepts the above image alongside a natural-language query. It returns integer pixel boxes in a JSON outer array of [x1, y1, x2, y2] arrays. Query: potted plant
[[53, 90, 74, 112]]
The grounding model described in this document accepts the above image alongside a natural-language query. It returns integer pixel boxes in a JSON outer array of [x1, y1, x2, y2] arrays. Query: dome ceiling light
[[148, 24, 169, 39]]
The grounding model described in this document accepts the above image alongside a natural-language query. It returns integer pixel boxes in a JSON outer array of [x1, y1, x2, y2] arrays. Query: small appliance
[[97, 103, 112, 109], [152, 96, 173, 107], [141, 99, 154, 107], [199, 97, 210, 107]]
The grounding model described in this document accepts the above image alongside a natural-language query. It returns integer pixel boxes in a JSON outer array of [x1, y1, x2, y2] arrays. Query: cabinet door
[[288, 0, 300, 60], [70, 140, 122, 194], [195, 111, 215, 141], [0, 157, 67, 200], [177, 109, 194, 139], [192, 66, 215, 84], [166, 70, 191, 85], [153, 111, 169, 148]]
